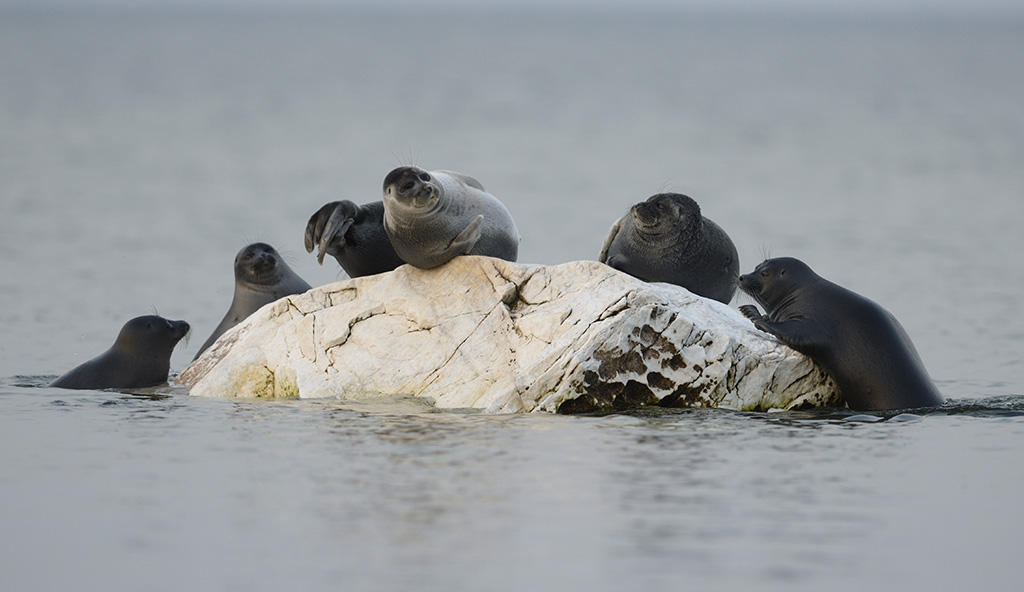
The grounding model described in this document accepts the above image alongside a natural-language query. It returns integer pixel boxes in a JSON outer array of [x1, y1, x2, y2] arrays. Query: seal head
[[194, 242, 311, 360], [599, 193, 739, 304], [50, 315, 191, 390], [738, 257, 944, 411], [381, 166, 520, 269]]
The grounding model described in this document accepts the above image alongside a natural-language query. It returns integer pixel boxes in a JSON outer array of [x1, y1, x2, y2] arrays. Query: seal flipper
[[598, 216, 625, 264], [751, 316, 829, 356], [441, 214, 483, 260], [304, 201, 358, 265], [317, 208, 355, 265]]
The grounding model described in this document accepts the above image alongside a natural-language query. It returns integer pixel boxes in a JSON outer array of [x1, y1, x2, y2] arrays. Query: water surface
[[1, 8, 1022, 591]]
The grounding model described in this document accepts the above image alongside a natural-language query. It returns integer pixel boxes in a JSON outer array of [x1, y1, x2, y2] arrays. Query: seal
[[303, 200, 405, 277], [738, 257, 944, 411], [194, 242, 311, 360], [49, 315, 191, 390], [599, 192, 739, 304], [381, 166, 520, 269]]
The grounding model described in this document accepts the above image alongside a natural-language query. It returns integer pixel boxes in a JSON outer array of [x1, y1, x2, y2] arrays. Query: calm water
[[2, 8, 1023, 591]]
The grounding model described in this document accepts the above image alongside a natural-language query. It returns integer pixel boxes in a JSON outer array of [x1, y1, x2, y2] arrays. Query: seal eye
[[418, 172, 431, 182], [760, 270, 770, 278], [400, 181, 415, 193]]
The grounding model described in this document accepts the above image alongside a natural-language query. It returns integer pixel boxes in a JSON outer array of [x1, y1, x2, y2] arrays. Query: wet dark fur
[[50, 315, 190, 390], [738, 257, 943, 411], [304, 200, 404, 277], [599, 193, 739, 304]]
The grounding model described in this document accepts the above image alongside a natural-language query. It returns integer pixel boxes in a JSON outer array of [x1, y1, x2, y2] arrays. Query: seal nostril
[[419, 172, 431, 182]]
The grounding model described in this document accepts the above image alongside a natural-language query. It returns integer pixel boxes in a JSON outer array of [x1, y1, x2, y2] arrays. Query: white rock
[[177, 257, 839, 413]]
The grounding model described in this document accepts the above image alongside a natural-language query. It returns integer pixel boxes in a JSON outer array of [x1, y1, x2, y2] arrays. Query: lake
[[1, 7, 1022, 591]]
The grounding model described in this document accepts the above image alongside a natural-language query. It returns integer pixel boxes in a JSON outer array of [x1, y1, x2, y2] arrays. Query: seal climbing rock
[[739, 257, 944, 411]]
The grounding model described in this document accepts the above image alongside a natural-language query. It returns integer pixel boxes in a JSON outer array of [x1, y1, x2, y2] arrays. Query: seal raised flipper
[[304, 200, 405, 277], [317, 207, 356, 265], [305, 201, 359, 264]]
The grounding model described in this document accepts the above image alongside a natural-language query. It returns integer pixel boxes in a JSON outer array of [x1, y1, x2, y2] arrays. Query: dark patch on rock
[[559, 376, 659, 413], [636, 323, 680, 357], [592, 348, 647, 380], [558, 394, 598, 414], [664, 354, 686, 371], [615, 380, 659, 408], [657, 383, 711, 408], [646, 371, 675, 391], [580, 370, 619, 407]]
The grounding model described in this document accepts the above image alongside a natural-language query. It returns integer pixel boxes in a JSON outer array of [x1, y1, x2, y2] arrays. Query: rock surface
[[177, 257, 840, 413]]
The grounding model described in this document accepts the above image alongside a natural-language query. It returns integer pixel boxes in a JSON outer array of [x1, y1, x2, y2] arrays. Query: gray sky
[[3, 0, 1024, 17]]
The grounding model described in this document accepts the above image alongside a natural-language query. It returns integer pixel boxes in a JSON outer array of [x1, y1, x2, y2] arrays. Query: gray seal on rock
[[381, 166, 520, 269], [304, 200, 405, 277], [599, 192, 739, 304], [194, 242, 311, 360], [49, 315, 190, 390], [738, 257, 944, 411]]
